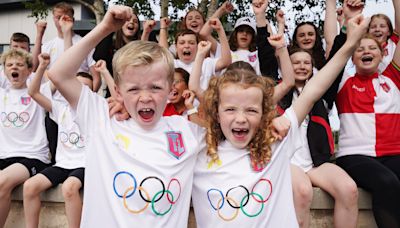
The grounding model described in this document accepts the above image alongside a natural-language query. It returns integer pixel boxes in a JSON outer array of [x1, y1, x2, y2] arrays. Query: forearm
[[29, 66, 52, 112], [394, 0, 400, 33], [324, 0, 338, 57], [102, 70, 117, 98], [158, 28, 169, 48], [90, 67, 101, 92], [63, 32, 73, 51], [32, 34, 44, 72], [141, 30, 150, 41], [189, 54, 205, 98], [256, 27, 279, 79], [215, 29, 231, 71], [273, 47, 294, 104]]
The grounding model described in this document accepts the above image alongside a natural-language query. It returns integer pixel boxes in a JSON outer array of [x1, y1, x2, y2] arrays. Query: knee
[[294, 182, 313, 208], [62, 180, 81, 201], [0, 176, 13, 198], [23, 179, 41, 199], [337, 179, 359, 206]]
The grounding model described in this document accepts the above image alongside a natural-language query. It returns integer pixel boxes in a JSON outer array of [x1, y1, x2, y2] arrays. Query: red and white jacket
[[335, 62, 400, 158]]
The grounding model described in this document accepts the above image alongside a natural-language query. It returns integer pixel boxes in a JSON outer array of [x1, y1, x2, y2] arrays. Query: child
[[163, 68, 193, 116], [191, 14, 370, 227], [0, 49, 51, 227], [47, 6, 205, 228], [23, 53, 91, 228]]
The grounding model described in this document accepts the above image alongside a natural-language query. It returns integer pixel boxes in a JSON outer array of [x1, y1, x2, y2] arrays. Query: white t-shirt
[[231, 49, 261, 75], [42, 34, 95, 73], [77, 86, 206, 228], [50, 98, 85, 169], [174, 58, 217, 91], [0, 85, 51, 163], [192, 107, 301, 228]]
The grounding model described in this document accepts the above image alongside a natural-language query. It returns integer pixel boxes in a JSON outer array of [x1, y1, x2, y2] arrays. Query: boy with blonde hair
[[47, 6, 205, 228]]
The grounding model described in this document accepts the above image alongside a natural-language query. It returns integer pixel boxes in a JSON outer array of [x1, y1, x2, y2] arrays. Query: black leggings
[[336, 155, 400, 228]]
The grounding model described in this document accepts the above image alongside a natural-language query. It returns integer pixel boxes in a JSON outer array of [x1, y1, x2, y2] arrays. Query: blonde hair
[[112, 40, 174, 85], [202, 69, 277, 168], [1, 48, 32, 69]]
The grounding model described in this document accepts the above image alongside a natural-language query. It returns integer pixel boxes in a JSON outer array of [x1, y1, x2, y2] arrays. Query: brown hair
[[369, 14, 394, 42], [229, 25, 257, 52], [114, 12, 140, 50], [180, 8, 206, 31], [53, 2, 74, 17], [202, 68, 277, 168], [10, 33, 30, 44], [76, 71, 93, 81]]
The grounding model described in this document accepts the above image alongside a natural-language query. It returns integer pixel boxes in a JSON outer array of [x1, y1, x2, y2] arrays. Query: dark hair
[[291, 22, 326, 70], [226, 61, 255, 73], [76, 71, 93, 81], [114, 12, 141, 50], [174, 68, 190, 85], [10, 33, 30, 44], [229, 25, 257, 52], [175, 29, 199, 44]]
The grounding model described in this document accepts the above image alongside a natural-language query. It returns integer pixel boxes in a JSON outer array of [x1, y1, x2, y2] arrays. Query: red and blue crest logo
[[20, 96, 31, 105], [165, 131, 185, 159]]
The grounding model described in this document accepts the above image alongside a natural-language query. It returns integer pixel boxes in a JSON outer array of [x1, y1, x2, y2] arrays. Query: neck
[[173, 102, 186, 114]]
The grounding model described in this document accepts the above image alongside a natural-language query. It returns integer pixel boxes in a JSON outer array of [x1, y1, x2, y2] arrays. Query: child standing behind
[[47, 6, 205, 228], [0, 49, 51, 227], [23, 53, 91, 228]]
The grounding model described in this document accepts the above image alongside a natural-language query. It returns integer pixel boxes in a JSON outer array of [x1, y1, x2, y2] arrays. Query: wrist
[[187, 106, 198, 115], [275, 44, 286, 51]]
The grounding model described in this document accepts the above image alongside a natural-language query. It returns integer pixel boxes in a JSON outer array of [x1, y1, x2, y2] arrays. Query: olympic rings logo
[[60, 131, 85, 148], [112, 171, 182, 216], [1, 111, 30, 128], [207, 178, 273, 221]]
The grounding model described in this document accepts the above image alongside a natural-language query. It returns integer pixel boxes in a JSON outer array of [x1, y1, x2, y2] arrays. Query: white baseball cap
[[234, 17, 257, 34]]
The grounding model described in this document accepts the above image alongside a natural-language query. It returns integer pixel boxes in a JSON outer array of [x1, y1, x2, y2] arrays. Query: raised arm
[[394, 0, 400, 34], [267, 34, 295, 104], [158, 17, 171, 48], [94, 59, 117, 98], [32, 21, 47, 72], [141, 20, 156, 41], [28, 53, 52, 112], [48, 6, 133, 109], [324, 0, 339, 58], [189, 40, 212, 101], [199, 1, 234, 55], [275, 10, 286, 35], [293, 14, 370, 125], [212, 18, 232, 71], [60, 15, 74, 50]]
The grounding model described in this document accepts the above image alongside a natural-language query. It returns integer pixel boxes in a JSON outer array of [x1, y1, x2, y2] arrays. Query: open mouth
[[127, 24, 134, 31], [138, 108, 155, 121], [11, 72, 19, 78], [183, 50, 191, 56], [361, 56, 373, 64], [232, 128, 249, 139]]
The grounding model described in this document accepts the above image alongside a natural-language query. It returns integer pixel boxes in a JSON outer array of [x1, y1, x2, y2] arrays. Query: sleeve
[[283, 106, 302, 158], [383, 62, 400, 89], [49, 99, 62, 124], [256, 26, 279, 80], [187, 121, 206, 155], [322, 32, 347, 109]]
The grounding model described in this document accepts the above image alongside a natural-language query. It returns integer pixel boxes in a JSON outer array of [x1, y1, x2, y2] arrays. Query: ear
[[115, 85, 124, 104]]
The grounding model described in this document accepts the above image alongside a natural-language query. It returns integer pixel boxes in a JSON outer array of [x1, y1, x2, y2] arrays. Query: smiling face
[[353, 38, 383, 76], [218, 83, 263, 149], [368, 16, 391, 44], [185, 10, 205, 33], [115, 61, 171, 130], [168, 71, 188, 104], [295, 24, 317, 50], [4, 56, 31, 89], [290, 51, 313, 86], [176, 33, 198, 64], [122, 14, 139, 38]]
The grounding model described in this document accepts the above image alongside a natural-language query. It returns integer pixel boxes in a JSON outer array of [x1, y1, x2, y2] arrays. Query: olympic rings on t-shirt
[[1, 111, 30, 128], [206, 178, 273, 220], [113, 171, 182, 216], [60, 131, 85, 148]]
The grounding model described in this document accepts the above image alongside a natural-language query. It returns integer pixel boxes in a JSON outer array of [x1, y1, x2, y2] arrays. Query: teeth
[[141, 108, 152, 112]]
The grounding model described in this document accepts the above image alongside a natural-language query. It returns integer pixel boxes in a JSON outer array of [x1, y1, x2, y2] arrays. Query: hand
[[271, 115, 290, 141], [252, 0, 269, 15], [197, 41, 212, 58], [94, 60, 107, 74], [276, 9, 285, 25], [183, 90, 196, 109], [38, 53, 50, 68], [160, 17, 171, 29], [143, 20, 156, 33], [346, 14, 370, 46], [219, 1, 234, 15], [209, 18, 223, 31], [101, 5, 133, 33], [59, 15, 74, 35], [336, 7, 344, 26], [267, 34, 286, 49], [107, 97, 130, 121], [36, 20, 47, 35], [342, 0, 364, 22]]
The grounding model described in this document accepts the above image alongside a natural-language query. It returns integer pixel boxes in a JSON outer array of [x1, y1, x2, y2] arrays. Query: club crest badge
[[20, 96, 31, 105], [166, 131, 185, 159]]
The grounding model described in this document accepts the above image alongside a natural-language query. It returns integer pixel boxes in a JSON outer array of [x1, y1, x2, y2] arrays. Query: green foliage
[[114, 0, 155, 19], [23, 0, 49, 22]]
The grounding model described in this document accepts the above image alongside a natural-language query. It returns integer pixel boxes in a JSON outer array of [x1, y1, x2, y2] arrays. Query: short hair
[[53, 2, 74, 17], [174, 67, 190, 85], [1, 48, 33, 69], [175, 29, 199, 45], [112, 40, 174, 85], [10, 32, 30, 44], [76, 71, 93, 81]]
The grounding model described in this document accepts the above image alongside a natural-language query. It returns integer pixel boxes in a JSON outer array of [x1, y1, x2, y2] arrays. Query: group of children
[[0, 0, 399, 228]]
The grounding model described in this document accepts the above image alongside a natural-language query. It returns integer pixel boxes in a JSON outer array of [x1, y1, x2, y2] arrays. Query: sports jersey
[[192, 107, 301, 228], [231, 49, 261, 75], [50, 98, 85, 169], [0, 85, 51, 163], [335, 63, 400, 158], [76, 86, 206, 228], [42, 34, 95, 73]]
